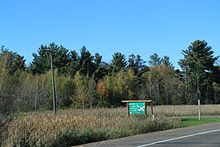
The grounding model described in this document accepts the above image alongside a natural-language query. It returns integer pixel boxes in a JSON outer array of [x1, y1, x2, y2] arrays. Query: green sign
[[128, 102, 145, 114]]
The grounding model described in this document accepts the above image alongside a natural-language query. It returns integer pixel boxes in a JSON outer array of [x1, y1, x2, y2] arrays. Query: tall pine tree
[[179, 40, 219, 104]]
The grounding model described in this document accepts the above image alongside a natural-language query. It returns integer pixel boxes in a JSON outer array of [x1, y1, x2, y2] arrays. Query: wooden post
[[127, 103, 130, 118], [151, 102, 155, 121], [198, 99, 201, 120], [50, 54, 56, 115], [145, 102, 147, 116]]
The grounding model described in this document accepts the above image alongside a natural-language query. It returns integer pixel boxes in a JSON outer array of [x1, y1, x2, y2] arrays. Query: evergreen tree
[[93, 53, 106, 80], [127, 54, 146, 75], [162, 56, 174, 69], [148, 53, 162, 67], [111, 52, 127, 73], [78, 46, 95, 78], [67, 50, 80, 77], [94, 53, 102, 66], [179, 40, 219, 104], [0, 46, 26, 75], [31, 42, 69, 74]]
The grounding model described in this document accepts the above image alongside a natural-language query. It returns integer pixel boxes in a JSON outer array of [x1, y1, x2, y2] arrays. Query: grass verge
[[181, 117, 220, 127], [2, 105, 220, 147], [1, 109, 181, 147]]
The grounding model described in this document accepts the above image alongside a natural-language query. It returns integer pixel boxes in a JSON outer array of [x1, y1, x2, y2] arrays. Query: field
[[1, 105, 220, 147], [153, 104, 220, 116]]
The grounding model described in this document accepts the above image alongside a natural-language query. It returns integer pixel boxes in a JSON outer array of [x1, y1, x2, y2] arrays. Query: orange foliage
[[96, 79, 106, 97]]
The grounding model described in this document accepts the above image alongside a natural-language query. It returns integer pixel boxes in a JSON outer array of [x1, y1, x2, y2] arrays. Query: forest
[[0, 40, 220, 116]]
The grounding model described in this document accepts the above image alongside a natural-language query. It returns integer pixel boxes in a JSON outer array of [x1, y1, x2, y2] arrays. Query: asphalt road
[[76, 123, 220, 147]]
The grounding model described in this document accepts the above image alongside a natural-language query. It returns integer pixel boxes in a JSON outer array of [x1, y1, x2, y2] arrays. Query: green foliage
[[0, 48, 23, 114], [31, 43, 69, 74], [148, 53, 162, 66], [213, 82, 220, 103], [93, 53, 106, 81], [103, 70, 127, 106], [0, 71, 16, 114], [56, 76, 75, 108], [0, 46, 26, 75], [72, 72, 98, 108], [66, 50, 80, 77], [144, 64, 183, 105], [127, 54, 146, 76], [78, 46, 95, 78], [161, 56, 174, 69], [1, 39, 220, 117], [179, 40, 219, 104], [212, 66, 220, 84], [111, 52, 127, 73]]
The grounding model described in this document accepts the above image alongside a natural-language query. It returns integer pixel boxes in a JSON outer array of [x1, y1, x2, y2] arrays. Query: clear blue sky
[[1, 0, 220, 69]]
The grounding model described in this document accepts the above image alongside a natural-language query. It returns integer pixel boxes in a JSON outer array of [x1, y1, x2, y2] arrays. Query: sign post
[[198, 99, 201, 120]]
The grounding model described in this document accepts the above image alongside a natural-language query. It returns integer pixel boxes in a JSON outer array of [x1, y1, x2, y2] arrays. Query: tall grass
[[2, 105, 220, 146], [2, 108, 180, 147], [153, 104, 220, 117]]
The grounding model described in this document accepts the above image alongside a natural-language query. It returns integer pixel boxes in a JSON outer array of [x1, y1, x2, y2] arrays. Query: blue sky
[[0, 0, 220, 69]]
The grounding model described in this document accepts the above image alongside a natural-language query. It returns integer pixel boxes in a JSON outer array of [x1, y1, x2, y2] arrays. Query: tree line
[[0, 40, 220, 115]]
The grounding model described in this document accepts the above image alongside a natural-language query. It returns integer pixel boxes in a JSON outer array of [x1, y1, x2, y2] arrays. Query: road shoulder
[[74, 122, 220, 147]]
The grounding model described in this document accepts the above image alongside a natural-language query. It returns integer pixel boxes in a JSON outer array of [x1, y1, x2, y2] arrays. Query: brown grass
[[153, 104, 220, 117], [2, 108, 180, 146], [2, 105, 220, 146]]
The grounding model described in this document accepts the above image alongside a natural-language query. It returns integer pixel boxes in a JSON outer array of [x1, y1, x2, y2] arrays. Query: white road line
[[137, 128, 220, 147]]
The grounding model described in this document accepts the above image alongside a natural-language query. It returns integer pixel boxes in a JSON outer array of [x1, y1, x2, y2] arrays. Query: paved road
[[76, 123, 220, 147]]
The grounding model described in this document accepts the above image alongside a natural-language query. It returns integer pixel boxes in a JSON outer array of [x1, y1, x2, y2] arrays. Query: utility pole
[[197, 73, 201, 120], [50, 53, 56, 114]]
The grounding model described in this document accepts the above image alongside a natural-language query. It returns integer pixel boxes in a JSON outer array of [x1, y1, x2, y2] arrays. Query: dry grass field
[[1, 105, 220, 146], [153, 104, 220, 117]]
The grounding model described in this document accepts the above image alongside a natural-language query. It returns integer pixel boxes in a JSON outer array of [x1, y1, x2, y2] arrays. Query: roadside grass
[[1, 105, 220, 146], [181, 117, 220, 127], [1, 108, 180, 147]]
